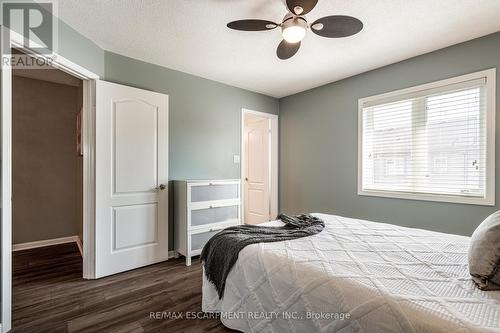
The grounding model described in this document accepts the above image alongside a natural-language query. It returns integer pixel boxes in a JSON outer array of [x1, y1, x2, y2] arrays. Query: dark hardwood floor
[[13, 243, 235, 333]]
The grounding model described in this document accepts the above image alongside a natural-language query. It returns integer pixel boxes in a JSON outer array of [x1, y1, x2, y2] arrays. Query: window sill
[[358, 189, 495, 206]]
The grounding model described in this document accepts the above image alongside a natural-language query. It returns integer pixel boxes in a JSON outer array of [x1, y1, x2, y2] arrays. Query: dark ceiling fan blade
[[227, 19, 278, 31], [277, 40, 301, 60], [311, 15, 363, 38], [286, 0, 318, 15]]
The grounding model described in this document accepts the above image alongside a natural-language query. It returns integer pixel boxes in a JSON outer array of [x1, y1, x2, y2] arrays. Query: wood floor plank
[[12, 243, 235, 333]]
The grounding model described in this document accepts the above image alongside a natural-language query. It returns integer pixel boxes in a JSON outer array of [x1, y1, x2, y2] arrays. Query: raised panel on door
[[95, 80, 168, 278], [248, 189, 266, 215], [248, 129, 265, 184], [114, 100, 158, 194], [113, 204, 158, 251]]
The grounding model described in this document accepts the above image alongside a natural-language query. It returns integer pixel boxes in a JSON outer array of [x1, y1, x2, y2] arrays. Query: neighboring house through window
[[358, 69, 496, 205]]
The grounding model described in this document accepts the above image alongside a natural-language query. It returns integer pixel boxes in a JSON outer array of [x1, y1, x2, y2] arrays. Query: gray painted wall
[[56, 20, 105, 77], [103, 51, 279, 180], [279, 31, 500, 237]]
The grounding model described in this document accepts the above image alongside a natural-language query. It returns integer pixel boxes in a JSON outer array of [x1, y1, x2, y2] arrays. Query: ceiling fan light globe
[[282, 18, 307, 43]]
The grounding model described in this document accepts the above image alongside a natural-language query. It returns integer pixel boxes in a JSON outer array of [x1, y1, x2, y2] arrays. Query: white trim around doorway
[[240, 108, 279, 224]]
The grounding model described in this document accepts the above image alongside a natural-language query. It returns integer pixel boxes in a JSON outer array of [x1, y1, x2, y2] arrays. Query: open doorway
[[12, 60, 84, 253], [11, 53, 85, 330], [2, 33, 98, 330], [241, 109, 278, 225]]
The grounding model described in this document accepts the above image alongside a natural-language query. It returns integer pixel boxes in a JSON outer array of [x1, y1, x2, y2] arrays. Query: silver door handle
[[155, 184, 166, 190]]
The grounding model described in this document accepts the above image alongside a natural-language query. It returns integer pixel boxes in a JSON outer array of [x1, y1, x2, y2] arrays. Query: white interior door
[[244, 115, 270, 224], [95, 80, 168, 278]]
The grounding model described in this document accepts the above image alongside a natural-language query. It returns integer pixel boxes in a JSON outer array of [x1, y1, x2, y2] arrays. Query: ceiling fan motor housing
[[282, 12, 307, 24]]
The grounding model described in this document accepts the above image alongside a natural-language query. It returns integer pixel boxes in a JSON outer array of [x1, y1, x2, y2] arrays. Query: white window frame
[[358, 68, 496, 206]]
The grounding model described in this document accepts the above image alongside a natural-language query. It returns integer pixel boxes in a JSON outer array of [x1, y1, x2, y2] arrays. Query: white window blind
[[359, 70, 495, 205]]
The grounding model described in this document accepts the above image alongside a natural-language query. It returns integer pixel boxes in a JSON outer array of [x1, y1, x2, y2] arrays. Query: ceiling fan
[[227, 0, 363, 60]]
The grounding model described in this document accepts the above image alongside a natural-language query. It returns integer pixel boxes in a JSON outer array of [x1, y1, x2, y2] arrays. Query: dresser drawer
[[174, 179, 241, 266], [191, 229, 219, 252], [190, 205, 239, 228], [189, 182, 239, 203]]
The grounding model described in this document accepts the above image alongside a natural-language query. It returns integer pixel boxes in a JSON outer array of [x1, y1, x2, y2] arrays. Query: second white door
[[95, 80, 169, 278], [244, 114, 271, 224]]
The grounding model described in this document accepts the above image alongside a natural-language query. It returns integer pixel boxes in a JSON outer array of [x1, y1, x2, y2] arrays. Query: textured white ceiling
[[58, 0, 500, 98]]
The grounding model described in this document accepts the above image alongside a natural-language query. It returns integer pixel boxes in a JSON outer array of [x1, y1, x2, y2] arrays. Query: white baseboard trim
[[13, 236, 80, 252], [14, 240, 176, 261], [76, 237, 83, 257]]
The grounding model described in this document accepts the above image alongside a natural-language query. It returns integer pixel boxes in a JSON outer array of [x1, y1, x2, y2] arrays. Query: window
[[358, 69, 496, 205]]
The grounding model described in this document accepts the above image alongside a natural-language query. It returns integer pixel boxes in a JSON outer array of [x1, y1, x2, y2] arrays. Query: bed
[[202, 213, 500, 332]]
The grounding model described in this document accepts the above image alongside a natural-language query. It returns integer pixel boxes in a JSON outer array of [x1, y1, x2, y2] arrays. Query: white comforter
[[202, 213, 500, 333]]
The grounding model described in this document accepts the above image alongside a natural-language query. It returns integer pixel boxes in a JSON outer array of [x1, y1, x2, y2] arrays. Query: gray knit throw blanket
[[201, 214, 325, 299]]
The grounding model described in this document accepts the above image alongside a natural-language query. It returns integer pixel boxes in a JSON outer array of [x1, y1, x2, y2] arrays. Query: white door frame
[[241, 108, 278, 223], [1, 29, 99, 332]]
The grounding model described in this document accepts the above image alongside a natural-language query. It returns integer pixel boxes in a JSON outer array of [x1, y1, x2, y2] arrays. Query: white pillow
[[468, 211, 500, 290]]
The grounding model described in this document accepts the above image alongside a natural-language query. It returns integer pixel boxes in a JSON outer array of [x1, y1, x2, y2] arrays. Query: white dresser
[[173, 179, 241, 266]]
